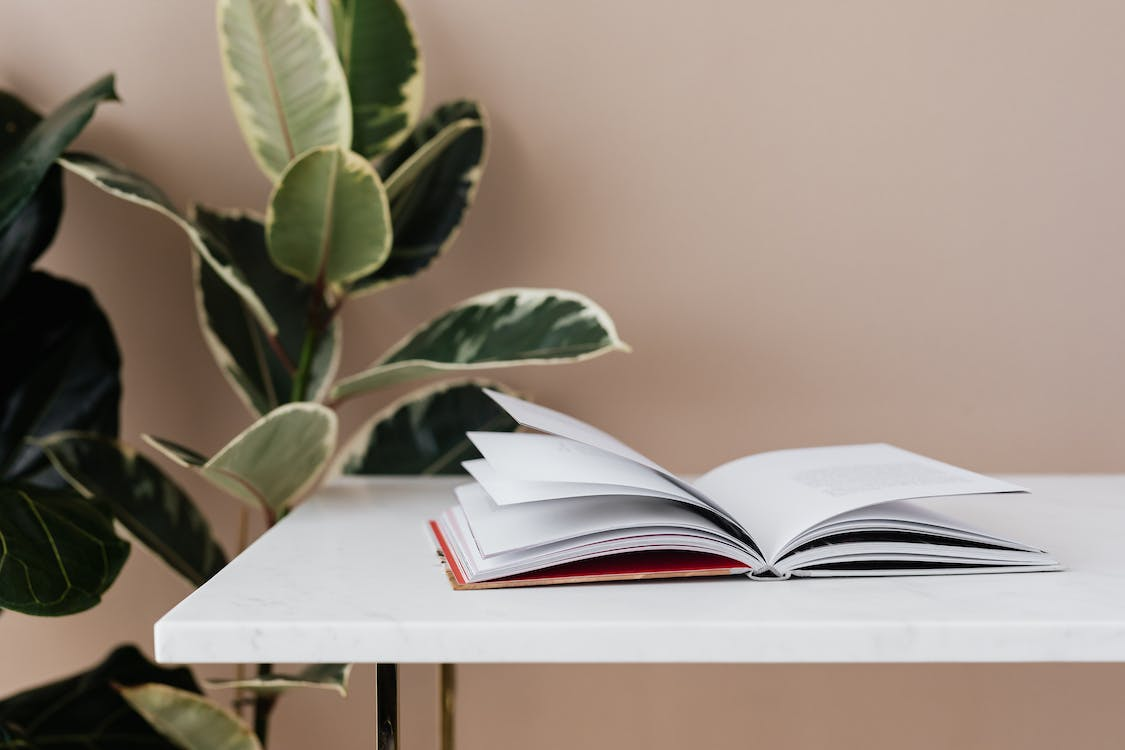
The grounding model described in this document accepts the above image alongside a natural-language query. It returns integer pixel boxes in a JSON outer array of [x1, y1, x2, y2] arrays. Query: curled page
[[483, 389, 667, 472], [471, 401, 750, 537]]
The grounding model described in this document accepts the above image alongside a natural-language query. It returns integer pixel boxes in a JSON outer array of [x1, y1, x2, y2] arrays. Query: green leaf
[[144, 403, 337, 515], [37, 432, 228, 588], [0, 165, 63, 303], [120, 684, 262, 750], [0, 91, 42, 152], [219, 0, 351, 181], [330, 288, 628, 402], [333, 380, 517, 475], [334, 0, 423, 159], [0, 485, 129, 616], [351, 100, 485, 295], [266, 145, 391, 286], [192, 206, 341, 415], [0, 92, 64, 302], [0, 272, 120, 484], [0, 645, 200, 749], [0, 74, 116, 232], [207, 663, 352, 696], [58, 152, 279, 336]]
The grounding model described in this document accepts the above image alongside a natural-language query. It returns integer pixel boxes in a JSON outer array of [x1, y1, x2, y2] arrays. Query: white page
[[463, 458, 701, 506], [777, 498, 1042, 558], [484, 389, 665, 472], [781, 545, 1057, 572], [693, 444, 1027, 563], [440, 507, 757, 581], [480, 392, 747, 530], [454, 482, 737, 557], [468, 432, 690, 497]]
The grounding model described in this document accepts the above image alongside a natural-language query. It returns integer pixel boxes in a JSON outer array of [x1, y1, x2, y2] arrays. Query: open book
[[430, 391, 1060, 589]]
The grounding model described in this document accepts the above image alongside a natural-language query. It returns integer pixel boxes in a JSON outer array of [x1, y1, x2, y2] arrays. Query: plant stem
[[234, 507, 251, 718], [289, 278, 334, 403], [289, 326, 318, 402], [253, 662, 277, 747]]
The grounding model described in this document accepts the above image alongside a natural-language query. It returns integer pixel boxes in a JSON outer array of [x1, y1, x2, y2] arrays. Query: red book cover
[[429, 520, 751, 590]]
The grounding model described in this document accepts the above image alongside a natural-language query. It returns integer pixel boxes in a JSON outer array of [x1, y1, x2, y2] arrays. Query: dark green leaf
[[0, 91, 41, 152], [0, 644, 198, 749], [0, 165, 63, 303], [0, 93, 63, 301], [350, 100, 485, 294], [38, 433, 228, 587], [0, 74, 116, 232], [0, 272, 120, 483], [334, 381, 517, 475], [193, 206, 341, 414], [336, 0, 423, 159], [0, 485, 129, 616]]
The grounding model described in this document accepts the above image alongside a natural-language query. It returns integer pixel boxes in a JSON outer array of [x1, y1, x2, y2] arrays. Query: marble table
[[155, 476, 1125, 747]]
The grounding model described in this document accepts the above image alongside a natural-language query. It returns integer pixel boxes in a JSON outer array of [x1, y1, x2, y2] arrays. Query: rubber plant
[[2, 0, 626, 748]]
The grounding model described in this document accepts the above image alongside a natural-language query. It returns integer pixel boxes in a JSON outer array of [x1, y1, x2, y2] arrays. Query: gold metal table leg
[[440, 663, 456, 750]]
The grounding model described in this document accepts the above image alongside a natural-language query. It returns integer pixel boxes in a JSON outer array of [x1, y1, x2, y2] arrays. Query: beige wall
[[3, 1, 1125, 747]]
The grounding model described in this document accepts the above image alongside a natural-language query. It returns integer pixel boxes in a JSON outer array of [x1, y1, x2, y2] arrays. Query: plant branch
[[251, 511, 280, 745], [253, 662, 278, 746]]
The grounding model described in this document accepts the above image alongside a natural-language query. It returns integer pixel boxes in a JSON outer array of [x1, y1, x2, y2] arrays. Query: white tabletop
[[155, 475, 1125, 664]]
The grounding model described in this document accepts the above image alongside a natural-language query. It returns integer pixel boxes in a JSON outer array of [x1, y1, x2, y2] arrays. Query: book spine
[[748, 566, 791, 581]]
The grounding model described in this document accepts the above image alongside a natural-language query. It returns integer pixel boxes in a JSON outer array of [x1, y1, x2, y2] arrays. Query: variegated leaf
[[266, 146, 391, 286], [207, 663, 352, 696], [214, 0, 346, 182], [144, 403, 337, 515], [333, 0, 424, 159], [37, 432, 227, 587], [332, 380, 517, 475], [58, 153, 278, 335], [350, 100, 485, 295], [219, 0, 351, 180], [330, 288, 627, 402], [192, 206, 341, 414], [120, 684, 262, 750]]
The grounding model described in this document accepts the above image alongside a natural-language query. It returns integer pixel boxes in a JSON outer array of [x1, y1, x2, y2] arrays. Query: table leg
[[440, 663, 456, 750], [376, 663, 399, 750]]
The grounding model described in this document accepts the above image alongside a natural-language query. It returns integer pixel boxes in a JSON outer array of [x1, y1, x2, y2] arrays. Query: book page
[[483, 389, 667, 472], [463, 459, 699, 506], [475, 395, 750, 532], [454, 482, 738, 557], [467, 431, 746, 530], [468, 432, 685, 494], [693, 444, 1027, 563]]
